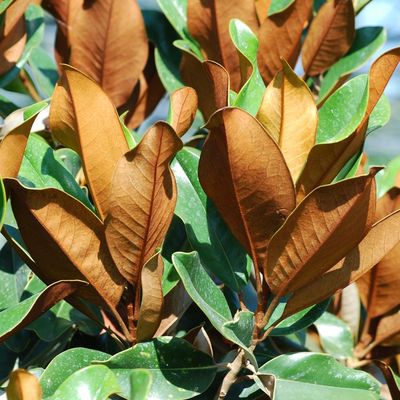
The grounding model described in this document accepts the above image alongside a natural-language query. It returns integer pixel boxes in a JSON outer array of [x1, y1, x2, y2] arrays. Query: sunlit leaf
[[6, 369, 42, 400]]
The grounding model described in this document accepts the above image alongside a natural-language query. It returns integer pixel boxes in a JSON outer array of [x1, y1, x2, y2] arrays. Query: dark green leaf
[[318, 27, 386, 102], [55, 148, 81, 178], [172, 147, 251, 291], [40, 348, 110, 398], [97, 337, 217, 400], [172, 251, 256, 365]]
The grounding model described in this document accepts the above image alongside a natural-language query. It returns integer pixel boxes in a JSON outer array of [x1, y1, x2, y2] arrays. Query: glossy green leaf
[[172, 147, 251, 291], [318, 27, 386, 102], [314, 312, 354, 359], [335, 148, 363, 182], [40, 348, 111, 398], [130, 369, 152, 400], [367, 94, 391, 135], [172, 251, 256, 365], [230, 19, 265, 116], [0, 237, 30, 310], [268, 0, 295, 16], [46, 365, 120, 400], [0, 0, 13, 14], [354, 0, 373, 13], [317, 74, 369, 144], [258, 353, 380, 400], [26, 46, 58, 99], [97, 337, 217, 400], [0, 5, 45, 88], [18, 133, 94, 211], [55, 148, 81, 178], [0, 280, 86, 343], [269, 299, 330, 336], [376, 156, 400, 197], [144, 10, 183, 92]]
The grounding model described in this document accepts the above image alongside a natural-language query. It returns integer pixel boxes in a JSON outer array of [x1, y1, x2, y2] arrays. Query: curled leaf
[[257, 59, 317, 182]]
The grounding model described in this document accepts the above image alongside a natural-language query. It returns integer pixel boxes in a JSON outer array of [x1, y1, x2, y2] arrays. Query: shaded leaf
[[302, 0, 355, 76], [137, 252, 164, 342], [257, 0, 313, 84], [172, 147, 251, 291], [267, 170, 377, 298], [172, 251, 256, 365], [97, 337, 217, 400], [47, 365, 120, 400], [59, 65, 130, 219], [374, 311, 400, 347], [258, 353, 379, 399], [257, 59, 317, 181], [6, 369, 42, 400], [314, 312, 354, 359], [375, 360, 400, 400], [0, 280, 86, 343], [284, 209, 400, 316], [168, 86, 198, 137], [39, 348, 110, 398], [179, 48, 229, 122], [357, 188, 400, 318], [0, 179, 5, 229], [69, 0, 148, 107], [318, 26, 386, 102], [6, 180, 125, 311], [187, 0, 258, 90], [0, 102, 46, 179], [105, 122, 182, 288], [199, 107, 295, 272]]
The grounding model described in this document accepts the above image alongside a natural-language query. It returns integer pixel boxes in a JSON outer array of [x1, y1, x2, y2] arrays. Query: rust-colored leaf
[[1, 280, 87, 344], [60, 65, 130, 219], [41, 0, 83, 64], [267, 170, 377, 298], [296, 48, 400, 200], [136, 252, 164, 342], [69, 0, 148, 107], [0, 112, 39, 179], [6, 179, 125, 310], [2, 0, 31, 37], [105, 122, 182, 286], [302, 0, 355, 76], [168, 87, 198, 137], [123, 49, 165, 129], [181, 54, 229, 122], [283, 209, 400, 317], [7, 369, 42, 400], [255, 0, 272, 24], [187, 0, 258, 90], [49, 75, 79, 151], [0, 17, 26, 75], [375, 312, 400, 347], [257, 0, 312, 84], [198, 107, 296, 272], [257, 59, 317, 182], [357, 188, 400, 318]]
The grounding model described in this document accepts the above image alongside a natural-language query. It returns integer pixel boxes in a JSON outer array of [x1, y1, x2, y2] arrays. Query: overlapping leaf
[[257, 0, 313, 83], [187, 0, 258, 90], [257, 59, 317, 182], [68, 0, 148, 107], [6, 369, 42, 400], [105, 122, 182, 286], [199, 107, 296, 272], [302, 0, 355, 76], [267, 170, 377, 297]]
